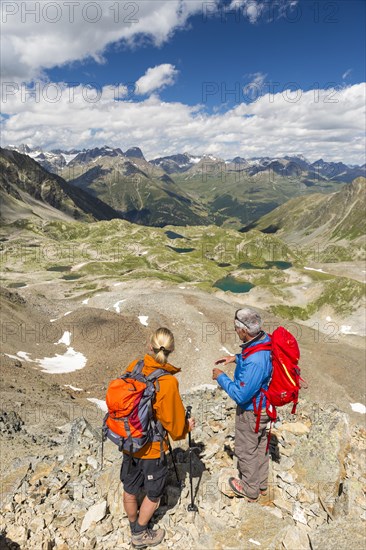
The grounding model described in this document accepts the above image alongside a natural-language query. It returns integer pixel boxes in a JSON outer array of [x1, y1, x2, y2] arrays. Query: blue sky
[[47, 0, 365, 107], [1, 0, 365, 162]]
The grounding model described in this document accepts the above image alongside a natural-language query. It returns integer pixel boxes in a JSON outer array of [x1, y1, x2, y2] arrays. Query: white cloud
[[342, 69, 352, 80], [1, 82, 365, 165], [243, 72, 267, 99], [1, 0, 216, 82], [1, 1, 301, 83], [229, 0, 298, 24], [135, 64, 178, 96]]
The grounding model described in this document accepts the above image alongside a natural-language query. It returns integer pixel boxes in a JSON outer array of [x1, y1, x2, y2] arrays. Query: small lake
[[47, 266, 71, 272], [7, 282, 27, 288], [217, 262, 232, 267], [213, 276, 254, 293], [165, 230, 186, 240], [167, 246, 195, 253], [239, 261, 292, 270], [62, 274, 83, 281]]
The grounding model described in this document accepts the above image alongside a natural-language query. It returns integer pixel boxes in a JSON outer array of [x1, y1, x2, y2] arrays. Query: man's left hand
[[212, 368, 224, 380]]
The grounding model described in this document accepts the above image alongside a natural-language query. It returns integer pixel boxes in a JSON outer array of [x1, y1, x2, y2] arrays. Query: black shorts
[[120, 454, 168, 500]]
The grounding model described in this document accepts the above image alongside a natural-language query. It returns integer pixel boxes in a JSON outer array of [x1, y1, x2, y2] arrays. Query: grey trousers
[[234, 406, 270, 500]]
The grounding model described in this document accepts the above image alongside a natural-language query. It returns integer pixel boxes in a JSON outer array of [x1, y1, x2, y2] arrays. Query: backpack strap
[[252, 392, 264, 433], [241, 341, 272, 433], [146, 368, 172, 460], [129, 359, 145, 377], [242, 342, 272, 360], [146, 368, 170, 384]]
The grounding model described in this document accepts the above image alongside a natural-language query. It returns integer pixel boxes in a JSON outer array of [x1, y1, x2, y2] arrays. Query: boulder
[[310, 518, 366, 550], [282, 525, 310, 549], [279, 421, 310, 436], [0, 462, 31, 507], [291, 410, 350, 512], [80, 500, 107, 533]]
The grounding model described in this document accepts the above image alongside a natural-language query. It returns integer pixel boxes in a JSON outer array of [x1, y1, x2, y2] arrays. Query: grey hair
[[234, 308, 262, 336]]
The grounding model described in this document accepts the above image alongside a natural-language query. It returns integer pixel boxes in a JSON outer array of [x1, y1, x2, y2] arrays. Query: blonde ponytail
[[150, 327, 175, 365]]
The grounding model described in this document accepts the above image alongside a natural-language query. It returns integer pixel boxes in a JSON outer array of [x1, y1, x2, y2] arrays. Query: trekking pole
[[167, 437, 183, 487], [186, 406, 198, 512]]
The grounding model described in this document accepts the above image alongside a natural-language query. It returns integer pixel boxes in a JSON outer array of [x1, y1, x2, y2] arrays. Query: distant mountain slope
[[9, 144, 365, 183], [63, 154, 209, 227], [0, 148, 125, 223], [5, 144, 365, 228], [244, 177, 366, 244]]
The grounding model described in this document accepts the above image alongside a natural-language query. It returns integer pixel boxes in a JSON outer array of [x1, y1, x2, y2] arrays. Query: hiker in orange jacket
[[122, 327, 195, 548]]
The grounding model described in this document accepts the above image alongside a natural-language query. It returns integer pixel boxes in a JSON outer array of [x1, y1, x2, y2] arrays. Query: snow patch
[[198, 311, 203, 315], [82, 298, 89, 305], [114, 300, 126, 313], [179, 286, 186, 289], [87, 398, 108, 413], [220, 346, 235, 356], [63, 311, 72, 317], [64, 384, 83, 391], [72, 262, 87, 271], [304, 267, 327, 274], [37, 348, 87, 374], [138, 316, 149, 326], [190, 156, 202, 164], [350, 403, 366, 414], [113, 282, 123, 286], [62, 153, 79, 164], [248, 540, 261, 546], [56, 331, 72, 346], [6, 351, 35, 363], [17, 351, 35, 362], [326, 316, 332, 322], [340, 325, 358, 335]]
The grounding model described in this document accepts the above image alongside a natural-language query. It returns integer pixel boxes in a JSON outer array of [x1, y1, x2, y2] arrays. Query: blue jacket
[[217, 334, 272, 410]]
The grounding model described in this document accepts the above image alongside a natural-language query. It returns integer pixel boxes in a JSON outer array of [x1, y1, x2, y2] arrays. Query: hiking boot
[[228, 477, 258, 502], [131, 527, 165, 548]]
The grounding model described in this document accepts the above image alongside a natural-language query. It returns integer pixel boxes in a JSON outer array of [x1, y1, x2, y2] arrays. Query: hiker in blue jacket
[[213, 307, 272, 502]]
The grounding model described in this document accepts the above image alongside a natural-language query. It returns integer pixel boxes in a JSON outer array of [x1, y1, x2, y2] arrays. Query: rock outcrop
[[1, 389, 365, 549]]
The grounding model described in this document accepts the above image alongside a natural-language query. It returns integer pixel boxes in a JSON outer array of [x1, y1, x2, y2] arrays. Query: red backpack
[[242, 326, 304, 433]]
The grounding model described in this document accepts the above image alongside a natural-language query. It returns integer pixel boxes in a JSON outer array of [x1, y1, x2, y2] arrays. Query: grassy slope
[[242, 177, 366, 262], [1, 217, 364, 322], [173, 169, 345, 228]]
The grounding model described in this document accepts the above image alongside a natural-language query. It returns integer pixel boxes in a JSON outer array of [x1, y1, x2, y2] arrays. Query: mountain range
[[0, 148, 125, 223], [3, 144, 365, 228], [8, 144, 365, 182]]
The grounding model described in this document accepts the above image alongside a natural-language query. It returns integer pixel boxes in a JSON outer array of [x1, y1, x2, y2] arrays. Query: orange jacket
[[125, 354, 189, 459]]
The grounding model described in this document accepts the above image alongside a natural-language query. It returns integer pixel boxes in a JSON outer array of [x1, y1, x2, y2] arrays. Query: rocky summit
[[1, 388, 365, 550]]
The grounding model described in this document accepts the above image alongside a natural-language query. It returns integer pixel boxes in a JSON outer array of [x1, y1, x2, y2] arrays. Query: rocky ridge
[[1, 389, 365, 550]]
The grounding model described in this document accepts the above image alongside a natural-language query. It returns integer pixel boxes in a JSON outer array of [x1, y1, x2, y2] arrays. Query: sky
[[1, 0, 365, 163]]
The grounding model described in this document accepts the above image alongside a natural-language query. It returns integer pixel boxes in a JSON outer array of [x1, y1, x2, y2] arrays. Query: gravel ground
[[1, 279, 365, 476]]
